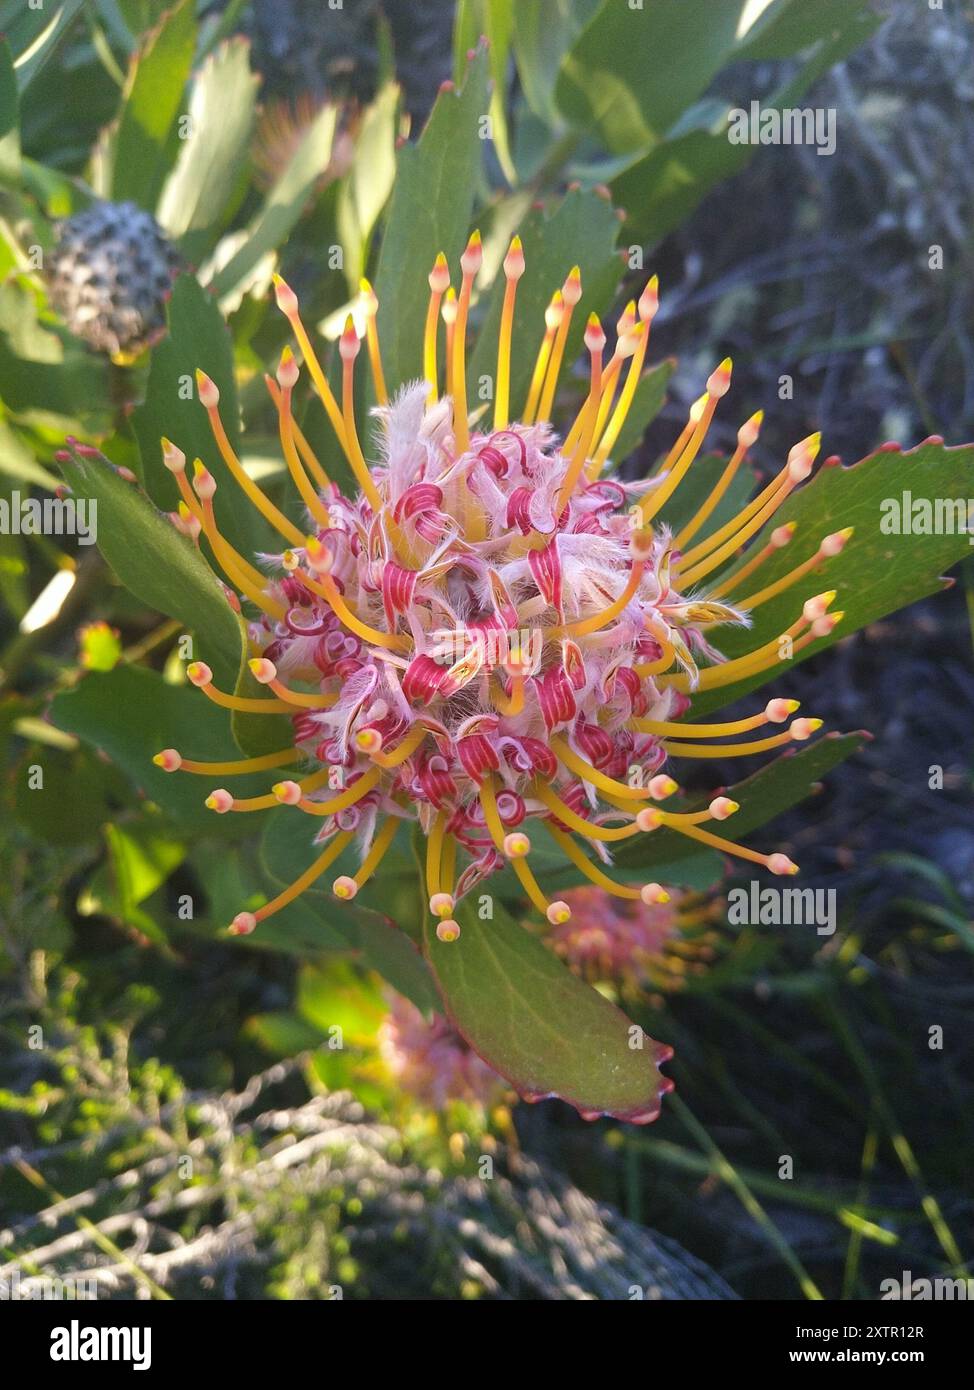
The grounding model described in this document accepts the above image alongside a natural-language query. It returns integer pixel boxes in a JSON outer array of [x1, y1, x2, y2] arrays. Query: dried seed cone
[[47, 200, 181, 358]]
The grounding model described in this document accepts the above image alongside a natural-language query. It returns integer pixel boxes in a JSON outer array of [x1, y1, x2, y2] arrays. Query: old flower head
[[154, 232, 852, 939]]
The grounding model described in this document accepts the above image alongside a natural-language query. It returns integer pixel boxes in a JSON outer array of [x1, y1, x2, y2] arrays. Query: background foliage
[[1, 0, 972, 1301]]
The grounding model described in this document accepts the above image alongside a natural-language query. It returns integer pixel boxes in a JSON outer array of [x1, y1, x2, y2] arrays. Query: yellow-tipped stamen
[[661, 598, 838, 692], [479, 776, 559, 920], [677, 432, 821, 574], [265, 378, 331, 491], [555, 315, 605, 515], [195, 369, 306, 547], [537, 265, 581, 424], [162, 439, 206, 527], [652, 813, 799, 876], [494, 236, 524, 430], [452, 230, 482, 455], [440, 833, 456, 899], [335, 814, 400, 897], [272, 274, 349, 457], [677, 445, 819, 588], [523, 291, 563, 425], [154, 748, 301, 776], [359, 278, 388, 406], [278, 762, 384, 816], [549, 734, 655, 802], [707, 522, 796, 599], [479, 772, 513, 854], [639, 366, 731, 526], [191, 468, 287, 620], [355, 722, 428, 768], [591, 275, 658, 470], [629, 698, 800, 739], [546, 823, 642, 900], [207, 766, 332, 814], [247, 657, 338, 708], [274, 351, 334, 530], [424, 253, 450, 403], [300, 542, 411, 651], [186, 661, 292, 714], [735, 528, 854, 610], [533, 780, 640, 843], [585, 311, 639, 475], [661, 719, 822, 758], [674, 410, 763, 548], [340, 316, 384, 513], [231, 830, 355, 932], [426, 809, 448, 901], [442, 288, 458, 401]]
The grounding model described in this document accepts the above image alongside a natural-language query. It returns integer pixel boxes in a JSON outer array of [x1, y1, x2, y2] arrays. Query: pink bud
[[187, 662, 212, 687], [768, 854, 799, 876], [277, 349, 299, 390], [196, 370, 220, 409], [249, 657, 277, 684], [273, 274, 299, 317], [707, 357, 732, 398], [641, 883, 670, 905], [229, 912, 257, 936]]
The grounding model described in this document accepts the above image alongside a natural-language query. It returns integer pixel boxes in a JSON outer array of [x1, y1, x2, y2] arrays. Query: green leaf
[[49, 665, 272, 839], [611, 7, 879, 243], [0, 38, 20, 179], [423, 893, 673, 1122], [0, 0, 87, 91], [734, 0, 871, 59], [372, 45, 488, 394], [690, 441, 974, 716], [613, 733, 867, 873], [132, 274, 270, 562], [155, 37, 258, 261], [611, 126, 751, 248], [0, 420, 59, 490], [453, 0, 516, 183], [335, 82, 399, 291], [207, 102, 339, 306], [57, 443, 243, 685], [555, 0, 745, 155], [467, 188, 623, 422], [511, 0, 602, 129], [83, 820, 186, 948], [0, 279, 110, 431], [10, 741, 126, 846], [112, 0, 197, 210]]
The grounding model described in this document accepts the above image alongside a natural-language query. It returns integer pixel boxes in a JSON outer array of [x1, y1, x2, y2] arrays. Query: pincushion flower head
[[378, 993, 507, 1113], [152, 229, 851, 943], [547, 885, 721, 996]]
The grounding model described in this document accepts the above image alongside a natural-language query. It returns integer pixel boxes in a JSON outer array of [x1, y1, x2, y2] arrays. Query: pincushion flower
[[546, 885, 720, 995], [152, 230, 852, 942], [378, 993, 507, 1112]]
